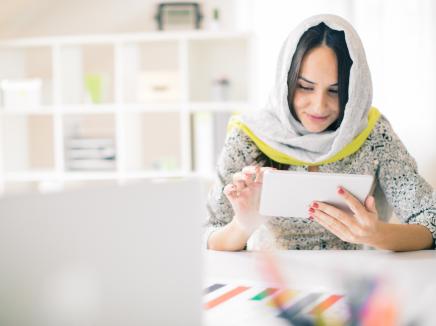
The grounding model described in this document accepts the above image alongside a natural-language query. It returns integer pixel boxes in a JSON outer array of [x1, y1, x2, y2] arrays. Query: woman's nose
[[312, 91, 328, 113]]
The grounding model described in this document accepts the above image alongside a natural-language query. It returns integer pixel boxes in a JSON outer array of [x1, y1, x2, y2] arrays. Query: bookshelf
[[0, 31, 255, 195]]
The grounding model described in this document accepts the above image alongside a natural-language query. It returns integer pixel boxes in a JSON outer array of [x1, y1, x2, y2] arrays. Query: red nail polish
[[309, 207, 315, 213], [338, 187, 345, 195], [312, 202, 319, 208], [309, 216, 314, 221]]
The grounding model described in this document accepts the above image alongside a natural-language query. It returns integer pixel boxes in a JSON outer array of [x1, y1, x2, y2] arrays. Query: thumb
[[365, 196, 377, 214]]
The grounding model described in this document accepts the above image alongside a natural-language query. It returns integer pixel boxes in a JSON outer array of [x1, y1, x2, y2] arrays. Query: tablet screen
[[259, 170, 375, 218]]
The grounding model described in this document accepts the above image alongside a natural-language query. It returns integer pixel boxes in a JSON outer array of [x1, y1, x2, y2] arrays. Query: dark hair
[[287, 22, 353, 131]]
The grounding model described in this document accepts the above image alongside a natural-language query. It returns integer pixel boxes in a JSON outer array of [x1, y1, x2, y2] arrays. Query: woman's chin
[[302, 122, 328, 133]]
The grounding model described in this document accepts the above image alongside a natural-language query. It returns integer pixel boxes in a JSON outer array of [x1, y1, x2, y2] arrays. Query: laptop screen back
[[0, 178, 206, 326]]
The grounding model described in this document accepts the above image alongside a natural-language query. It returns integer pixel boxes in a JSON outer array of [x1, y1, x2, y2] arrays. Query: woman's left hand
[[309, 187, 383, 246]]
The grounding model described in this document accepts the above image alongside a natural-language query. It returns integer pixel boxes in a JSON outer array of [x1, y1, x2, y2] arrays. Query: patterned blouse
[[204, 115, 436, 250]]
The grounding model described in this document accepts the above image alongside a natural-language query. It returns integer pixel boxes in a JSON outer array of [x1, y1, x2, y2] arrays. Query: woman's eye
[[329, 89, 338, 94], [298, 84, 313, 91]]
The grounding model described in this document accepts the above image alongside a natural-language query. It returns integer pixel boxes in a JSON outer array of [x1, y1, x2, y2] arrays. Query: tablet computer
[[259, 170, 375, 218]]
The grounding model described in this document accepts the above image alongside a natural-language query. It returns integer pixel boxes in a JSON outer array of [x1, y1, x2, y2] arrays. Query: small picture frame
[[155, 2, 203, 31]]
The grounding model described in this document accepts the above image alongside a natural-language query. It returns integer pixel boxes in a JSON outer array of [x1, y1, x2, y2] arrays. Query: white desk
[[203, 250, 436, 326]]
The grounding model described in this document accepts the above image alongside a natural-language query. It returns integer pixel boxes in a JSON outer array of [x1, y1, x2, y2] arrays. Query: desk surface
[[203, 250, 436, 326]]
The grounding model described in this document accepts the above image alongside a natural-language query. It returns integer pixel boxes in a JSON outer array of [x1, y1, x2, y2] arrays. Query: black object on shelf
[[155, 2, 203, 31]]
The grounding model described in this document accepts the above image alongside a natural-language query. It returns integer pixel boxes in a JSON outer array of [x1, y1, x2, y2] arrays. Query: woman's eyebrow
[[298, 76, 315, 84], [298, 76, 338, 87]]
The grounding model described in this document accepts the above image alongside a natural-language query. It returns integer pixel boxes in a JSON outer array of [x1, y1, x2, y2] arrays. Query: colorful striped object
[[204, 286, 250, 310]]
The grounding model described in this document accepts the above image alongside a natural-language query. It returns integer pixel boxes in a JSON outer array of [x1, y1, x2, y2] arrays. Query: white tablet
[[259, 170, 375, 218]]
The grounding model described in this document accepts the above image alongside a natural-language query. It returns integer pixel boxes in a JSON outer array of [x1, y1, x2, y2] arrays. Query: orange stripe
[[204, 286, 250, 310], [309, 294, 343, 315]]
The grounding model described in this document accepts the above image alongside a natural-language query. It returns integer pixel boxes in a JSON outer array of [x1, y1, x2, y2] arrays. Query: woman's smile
[[305, 112, 330, 121]]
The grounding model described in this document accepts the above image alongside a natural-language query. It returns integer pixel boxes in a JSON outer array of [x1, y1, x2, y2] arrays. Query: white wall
[[352, 0, 436, 187]]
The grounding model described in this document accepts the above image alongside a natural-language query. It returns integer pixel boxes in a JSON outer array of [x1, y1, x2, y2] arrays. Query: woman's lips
[[306, 113, 329, 121]]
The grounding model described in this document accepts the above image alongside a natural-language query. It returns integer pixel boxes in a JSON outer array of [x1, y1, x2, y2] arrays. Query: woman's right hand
[[223, 166, 274, 235]]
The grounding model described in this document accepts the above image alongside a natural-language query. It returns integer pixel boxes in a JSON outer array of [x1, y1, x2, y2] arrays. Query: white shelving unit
[[0, 30, 255, 195]]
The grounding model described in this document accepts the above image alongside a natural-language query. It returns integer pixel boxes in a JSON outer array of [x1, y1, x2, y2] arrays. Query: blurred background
[[0, 0, 435, 197]]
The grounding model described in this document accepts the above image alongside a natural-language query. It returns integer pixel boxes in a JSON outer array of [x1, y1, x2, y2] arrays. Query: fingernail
[[308, 207, 315, 213], [338, 187, 345, 195], [312, 202, 319, 208], [309, 216, 314, 221]]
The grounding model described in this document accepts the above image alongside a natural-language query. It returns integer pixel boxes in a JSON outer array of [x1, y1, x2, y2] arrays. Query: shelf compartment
[[121, 41, 180, 104], [188, 38, 249, 102], [60, 44, 114, 105], [122, 112, 182, 172], [63, 114, 117, 172], [1, 114, 55, 173], [0, 46, 53, 108]]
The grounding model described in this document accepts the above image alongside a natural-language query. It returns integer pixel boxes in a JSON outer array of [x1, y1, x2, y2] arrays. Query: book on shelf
[[65, 137, 116, 171], [68, 138, 115, 149], [67, 148, 116, 160], [67, 159, 116, 171]]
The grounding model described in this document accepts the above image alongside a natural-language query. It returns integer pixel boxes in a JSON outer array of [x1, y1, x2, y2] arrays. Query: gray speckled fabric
[[204, 115, 436, 250]]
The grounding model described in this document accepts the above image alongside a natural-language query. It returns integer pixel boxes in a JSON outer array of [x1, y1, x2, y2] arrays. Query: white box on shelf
[[136, 71, 181, 102], [0, 79, 42, 109]]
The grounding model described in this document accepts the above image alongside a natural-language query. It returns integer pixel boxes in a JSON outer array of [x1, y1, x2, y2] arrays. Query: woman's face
[[292, 45, 340, 133]]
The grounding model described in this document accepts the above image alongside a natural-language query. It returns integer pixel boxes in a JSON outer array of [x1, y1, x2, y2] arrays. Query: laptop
[[0, 177, 207, 326]]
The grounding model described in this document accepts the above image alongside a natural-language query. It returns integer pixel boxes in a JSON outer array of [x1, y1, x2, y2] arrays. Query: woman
[[205, 14, 436, 251]]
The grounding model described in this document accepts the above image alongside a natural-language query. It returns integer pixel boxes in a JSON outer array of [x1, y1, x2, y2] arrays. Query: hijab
[[229, 14, 380, 166]]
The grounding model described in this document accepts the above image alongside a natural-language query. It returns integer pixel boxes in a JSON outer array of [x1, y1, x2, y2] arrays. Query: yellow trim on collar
[[228, 107, 381, 166]]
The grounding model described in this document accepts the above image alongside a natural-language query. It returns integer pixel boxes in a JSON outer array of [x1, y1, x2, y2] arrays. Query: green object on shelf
[[213, 8, 220, 20], [84, 74, 103, 103]]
